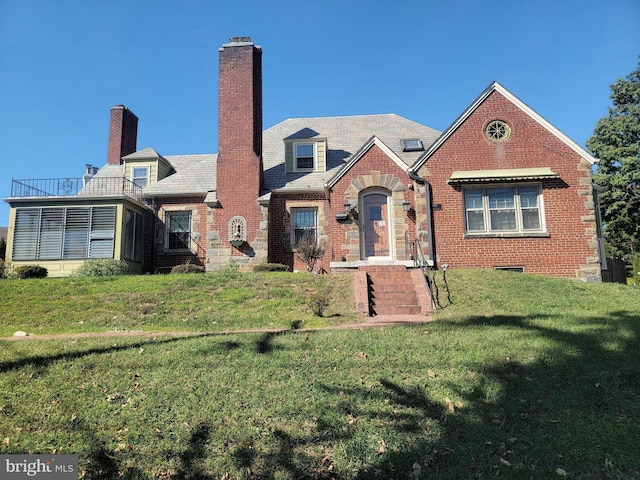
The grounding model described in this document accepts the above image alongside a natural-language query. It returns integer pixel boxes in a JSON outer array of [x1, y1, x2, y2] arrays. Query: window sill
[[464, 232, 550, 239]]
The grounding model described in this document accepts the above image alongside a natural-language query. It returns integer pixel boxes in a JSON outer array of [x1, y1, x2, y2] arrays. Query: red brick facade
[[149, 196, 208, 272], [416, 90, 600, 279], [209, 38, 267, 270], [268, 192, 330, 272], [328, 144, 417, 263], [107, 106, 138, 165]]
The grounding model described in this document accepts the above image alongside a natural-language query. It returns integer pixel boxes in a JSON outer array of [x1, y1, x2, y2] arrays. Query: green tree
[[587, 58, 640, 264], [0, 237, 5, 260]]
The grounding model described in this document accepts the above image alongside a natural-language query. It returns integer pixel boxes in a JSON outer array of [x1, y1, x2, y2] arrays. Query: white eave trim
[[326, 136, 408, 189]]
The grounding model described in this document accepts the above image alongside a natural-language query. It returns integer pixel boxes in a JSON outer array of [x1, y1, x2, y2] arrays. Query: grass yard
[[0, 271, 357, 337], [1, 270, 639, 479]]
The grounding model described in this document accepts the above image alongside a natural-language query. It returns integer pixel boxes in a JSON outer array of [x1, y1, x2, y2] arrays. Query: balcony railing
[[10, 177, 144, 202]]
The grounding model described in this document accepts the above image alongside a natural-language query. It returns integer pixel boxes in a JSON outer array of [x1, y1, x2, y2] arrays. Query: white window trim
[[463, 184, 546, 236], [293, 142, 316, 172], [164, 210, 193, 252], [132, 166, 149, 188]]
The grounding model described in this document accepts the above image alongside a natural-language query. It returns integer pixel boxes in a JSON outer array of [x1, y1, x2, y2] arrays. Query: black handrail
[[406, 234, 435, 309]]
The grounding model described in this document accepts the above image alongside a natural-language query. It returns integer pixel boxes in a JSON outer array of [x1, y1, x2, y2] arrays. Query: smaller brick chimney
[[107, 105, 138, 165]]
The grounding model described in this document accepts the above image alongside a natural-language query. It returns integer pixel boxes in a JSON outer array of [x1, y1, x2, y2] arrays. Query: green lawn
[[0, 271, 357, 337], [1, 270, 639, 479]]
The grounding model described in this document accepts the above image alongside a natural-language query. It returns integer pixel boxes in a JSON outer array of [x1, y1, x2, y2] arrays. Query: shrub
[[171, 263, 205, 274], [253, 263, 290, 272], [74, 259, 130, 277], [308, 290, 330, 317], [15, 265, 48, 279], [296, 234, 325, 273], [217, 259, 240, 276], [0, 259, 6, 279], [633, 254, 640, 286]]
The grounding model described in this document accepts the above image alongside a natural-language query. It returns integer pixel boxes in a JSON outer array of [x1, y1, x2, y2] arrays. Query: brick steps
[[357, 265, 432, 317]]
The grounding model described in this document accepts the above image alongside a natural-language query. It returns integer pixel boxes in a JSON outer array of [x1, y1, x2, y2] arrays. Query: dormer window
[[401, 139, 424, 152], [132, 166, 149, 188], [295, 143, 315, 171]]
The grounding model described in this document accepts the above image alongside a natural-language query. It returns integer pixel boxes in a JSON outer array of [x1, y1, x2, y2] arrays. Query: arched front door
[[361, 191, 391, 259]]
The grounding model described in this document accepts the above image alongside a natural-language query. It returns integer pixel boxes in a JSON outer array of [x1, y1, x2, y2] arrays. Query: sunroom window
[[12, 206, 116, 261], [464, 185, 543, 234]]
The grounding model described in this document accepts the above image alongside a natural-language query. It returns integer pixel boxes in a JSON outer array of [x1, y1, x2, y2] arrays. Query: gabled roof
[[122, 147, 162, 160], [325, 136, 409, 188], [262, 114, 440, 193], [410, 81, 598, 173]]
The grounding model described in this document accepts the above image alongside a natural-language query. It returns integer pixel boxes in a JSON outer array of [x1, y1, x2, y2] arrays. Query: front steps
[[355, 265, 433, 317]]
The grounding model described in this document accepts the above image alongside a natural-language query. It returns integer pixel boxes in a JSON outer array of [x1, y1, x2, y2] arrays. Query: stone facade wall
[[329, 144, 417, 262]]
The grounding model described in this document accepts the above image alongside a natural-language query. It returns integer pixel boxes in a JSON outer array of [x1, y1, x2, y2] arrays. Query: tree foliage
[[587, 58, 640, 263]]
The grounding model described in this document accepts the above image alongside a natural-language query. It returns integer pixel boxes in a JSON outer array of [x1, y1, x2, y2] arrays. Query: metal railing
[[10, 177, 144, 202], [406, 234, 435, 308]]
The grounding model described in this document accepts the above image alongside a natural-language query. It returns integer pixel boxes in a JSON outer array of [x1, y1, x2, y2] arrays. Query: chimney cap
[[220, 36, 260, 50], [230, 36, 251, 43]]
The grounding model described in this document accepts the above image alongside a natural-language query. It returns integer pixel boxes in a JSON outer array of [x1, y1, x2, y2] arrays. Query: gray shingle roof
[[91, 114, 439, 199], [92, 154, 217, 197], [143, 154, 217, 196], [262, 114, 441, 192]]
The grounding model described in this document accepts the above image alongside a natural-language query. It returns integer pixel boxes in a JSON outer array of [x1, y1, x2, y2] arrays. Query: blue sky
[[1, 0, 638, 227]]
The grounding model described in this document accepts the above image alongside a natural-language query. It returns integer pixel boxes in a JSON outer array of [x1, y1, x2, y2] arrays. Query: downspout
[[408, 169, 435, 266], [150, 197, 158, 274]]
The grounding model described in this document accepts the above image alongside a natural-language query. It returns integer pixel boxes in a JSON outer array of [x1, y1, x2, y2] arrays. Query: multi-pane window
[[295, 144, 315, 171], [12, 206, 116, 261], [464, 186, 543, 234], [292, 208, 317, 246], [132, 167, 149, 188], [166, 211, 191, 250], [124, 209, 144, 261]]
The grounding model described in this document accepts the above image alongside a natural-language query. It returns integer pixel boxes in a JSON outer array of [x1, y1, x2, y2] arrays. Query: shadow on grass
[[3, 310, 639, 478], [226, 310, 640, 478], [0, 334, 218, 374]]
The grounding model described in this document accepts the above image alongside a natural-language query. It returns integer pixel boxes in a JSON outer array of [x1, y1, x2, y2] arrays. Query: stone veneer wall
[[206, 204, 269, 271]]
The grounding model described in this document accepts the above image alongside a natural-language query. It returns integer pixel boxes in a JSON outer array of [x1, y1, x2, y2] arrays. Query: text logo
[[1, 455, 78, 479]]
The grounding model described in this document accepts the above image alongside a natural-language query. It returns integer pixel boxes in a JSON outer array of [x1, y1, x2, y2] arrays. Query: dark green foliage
[[170, 263, 206, 274], [15, 264, 48, 279], [74, 259, 130, 277], [0, 237, 6, 260], [633, 254, 640, 286], [0, 259, 6, 279], [252, 263, 290, 272], [587, 58, 640, 264]]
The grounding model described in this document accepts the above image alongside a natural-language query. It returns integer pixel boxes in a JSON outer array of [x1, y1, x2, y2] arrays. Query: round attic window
[[485, 120, 511, 143]]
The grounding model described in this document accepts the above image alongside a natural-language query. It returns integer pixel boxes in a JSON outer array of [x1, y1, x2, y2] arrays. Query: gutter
[[408, 169, 435, 265]]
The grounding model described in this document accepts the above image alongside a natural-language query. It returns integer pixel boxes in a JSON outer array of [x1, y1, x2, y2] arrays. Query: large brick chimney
[[216, 37, 263, 201], [107, 105, 138, 165]]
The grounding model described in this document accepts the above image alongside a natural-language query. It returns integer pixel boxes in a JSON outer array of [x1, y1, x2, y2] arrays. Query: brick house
[[4, 37, 602, 289]]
